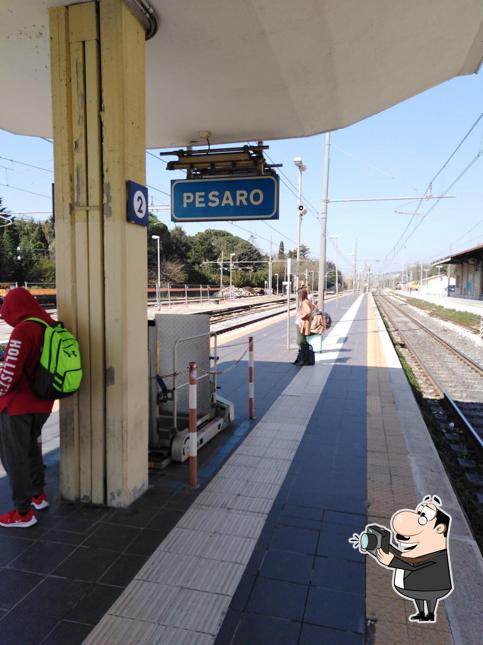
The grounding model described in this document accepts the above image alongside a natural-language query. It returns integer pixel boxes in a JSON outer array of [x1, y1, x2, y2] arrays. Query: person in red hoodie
[[0, 288, 55, 528]]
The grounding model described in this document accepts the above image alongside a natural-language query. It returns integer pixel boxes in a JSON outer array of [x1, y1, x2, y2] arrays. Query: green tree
[[169, 226, 192, 260], [188, 231, 218, 265], [0, 198, 13, 282], [161, 259, 187, 284], [278, 241, 285, 259], [35, 257, 56, 284], [299, 244, 310, 259], [147, 215, 172, 282], [1, 223, 18, 283]]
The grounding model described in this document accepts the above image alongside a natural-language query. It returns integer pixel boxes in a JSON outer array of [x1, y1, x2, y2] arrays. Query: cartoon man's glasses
[[416, 503, 437, 525]]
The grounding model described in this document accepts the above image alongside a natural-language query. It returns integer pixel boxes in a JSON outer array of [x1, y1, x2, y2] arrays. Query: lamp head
[[293, 157, 306, 171]]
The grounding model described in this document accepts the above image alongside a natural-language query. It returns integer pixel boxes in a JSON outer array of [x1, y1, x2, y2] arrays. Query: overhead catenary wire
[[331, 143, 398, 180], [388, 146, 483, 265], [229, 221, 273, 246], [383, 111, 483, 267], [429, 218, 483, 263], [264, 150, 320, 220], [0, 156, 53, 174], [262, 220, 297, 247], [0, 182, 51, 200], [146, 150, 169, 165], [400, 148, 483, 265], [450, 218, 483, 248], [146, 183, 170, 198], [327, 235, 353, 270]]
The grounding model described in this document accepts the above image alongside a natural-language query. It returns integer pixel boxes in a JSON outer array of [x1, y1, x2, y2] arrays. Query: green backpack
[[27, 317, 83, 399]]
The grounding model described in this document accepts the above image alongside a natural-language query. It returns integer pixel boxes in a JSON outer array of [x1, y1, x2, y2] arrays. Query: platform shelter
[[1, 0, 482, 506]]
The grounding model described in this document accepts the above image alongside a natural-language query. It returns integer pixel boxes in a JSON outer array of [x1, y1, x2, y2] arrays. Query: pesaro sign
[[171, 175, 279, 222]]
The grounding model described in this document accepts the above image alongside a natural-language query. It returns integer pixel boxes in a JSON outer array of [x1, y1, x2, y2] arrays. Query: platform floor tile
[[205, 477, 281, 499], [138, 552, 244, 595], [159, 528, 258, 565], [109, 580, 231, 635], [85, 614, 214, 645], [85, 296, 365, 645], [177, 506, 265, 538]]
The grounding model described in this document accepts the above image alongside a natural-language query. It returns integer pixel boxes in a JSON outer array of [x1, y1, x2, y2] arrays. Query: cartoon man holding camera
[[350, 495, 453, 623]]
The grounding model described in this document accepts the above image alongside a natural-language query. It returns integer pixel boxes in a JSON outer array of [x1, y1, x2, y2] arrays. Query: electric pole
[[353, 239, 357, 295], [268, 236, 273, 296], [318, 132, 331, 315]]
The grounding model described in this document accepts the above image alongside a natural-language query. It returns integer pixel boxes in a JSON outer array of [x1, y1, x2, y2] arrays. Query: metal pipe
[[188, 362, 198, 487], [123, 0, 159, 40]]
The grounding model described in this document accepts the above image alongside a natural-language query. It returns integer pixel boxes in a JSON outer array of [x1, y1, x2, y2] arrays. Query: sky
[[0, 69, 482, 279]]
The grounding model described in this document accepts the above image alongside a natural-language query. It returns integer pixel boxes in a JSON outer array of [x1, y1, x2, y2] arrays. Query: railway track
[[376, 294, 483, 453], [209, 292, 342, 333], [375, 294, 483, 548], [209, 298, 296, 332]]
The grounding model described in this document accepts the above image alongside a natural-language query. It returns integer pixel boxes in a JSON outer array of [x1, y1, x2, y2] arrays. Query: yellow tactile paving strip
[[366, 297, 452, 644]]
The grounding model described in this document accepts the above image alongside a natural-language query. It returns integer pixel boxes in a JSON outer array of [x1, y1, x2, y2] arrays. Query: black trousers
[[0, 410, 49, 514], [396, 586, 450, 616]]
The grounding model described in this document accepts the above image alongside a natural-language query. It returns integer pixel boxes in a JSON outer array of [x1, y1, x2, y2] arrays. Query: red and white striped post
[[188, 361, 198, 487], [248, 336, 255, 419]]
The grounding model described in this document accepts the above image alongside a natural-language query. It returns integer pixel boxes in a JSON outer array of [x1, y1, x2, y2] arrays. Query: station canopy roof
[[1, 0, 483, 148], [434, 243, 483, 266]]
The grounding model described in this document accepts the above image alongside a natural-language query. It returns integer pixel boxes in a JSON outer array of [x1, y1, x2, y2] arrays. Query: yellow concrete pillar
[[49, 0, 148, 506]]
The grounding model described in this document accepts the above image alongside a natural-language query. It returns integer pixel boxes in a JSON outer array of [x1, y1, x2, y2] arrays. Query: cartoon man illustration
[[350, 495, 453, 623]]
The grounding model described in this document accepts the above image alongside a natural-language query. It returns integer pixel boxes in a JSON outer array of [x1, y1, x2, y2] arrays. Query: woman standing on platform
[[293, 288, 314, 365]]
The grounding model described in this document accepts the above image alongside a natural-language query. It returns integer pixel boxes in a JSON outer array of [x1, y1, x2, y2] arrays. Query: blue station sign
[[171, 175, 279, 222]]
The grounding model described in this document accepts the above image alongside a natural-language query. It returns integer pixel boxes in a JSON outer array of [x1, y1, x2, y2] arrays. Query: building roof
[[1, 1, 483, 147], [433, 242, 483, 265]]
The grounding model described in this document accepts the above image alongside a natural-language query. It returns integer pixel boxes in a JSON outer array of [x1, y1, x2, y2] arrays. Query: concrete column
[[49, 0, 148, 507]]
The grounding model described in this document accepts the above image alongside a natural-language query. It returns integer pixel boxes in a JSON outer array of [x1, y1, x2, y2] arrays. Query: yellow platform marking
[[365, 295, 451, 644]]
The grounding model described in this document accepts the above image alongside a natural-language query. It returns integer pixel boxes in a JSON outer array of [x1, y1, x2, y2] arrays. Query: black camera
[[360, 524, 391, 555]]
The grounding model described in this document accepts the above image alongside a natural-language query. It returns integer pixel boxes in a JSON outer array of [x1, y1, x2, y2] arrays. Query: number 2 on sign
[[133, 190, 147, 219], [137, 195, 144, 214]]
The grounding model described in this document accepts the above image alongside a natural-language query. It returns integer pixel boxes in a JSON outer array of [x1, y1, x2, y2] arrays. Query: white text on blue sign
[[171, 176, 279, 222]]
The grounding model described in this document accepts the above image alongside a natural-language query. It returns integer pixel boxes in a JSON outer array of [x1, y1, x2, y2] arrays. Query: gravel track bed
[[377, 296, 483, 447], [389, 294, 483, 366]]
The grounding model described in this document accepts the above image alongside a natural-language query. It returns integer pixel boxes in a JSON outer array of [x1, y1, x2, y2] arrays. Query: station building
[[435, 242, 483, 300], [419, 274, 455, 297]]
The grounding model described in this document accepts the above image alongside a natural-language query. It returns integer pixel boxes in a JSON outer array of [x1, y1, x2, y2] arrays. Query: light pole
[[329, 235, 339, 300], [151, 235, 161, 310], [218, 251, 224, 291], [318, 132, 330, 316], [424, 267, 429, 287], [351, 239, 357, 295], [268, 254, 273, 296], [15, 246, 21, 287], [310, 270, 315, 292], [294, 156, 307, 291], [275, 273, 279, 295], [229, 252, 235, 298]]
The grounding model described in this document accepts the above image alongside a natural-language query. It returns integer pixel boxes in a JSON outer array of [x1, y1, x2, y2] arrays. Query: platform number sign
[[127, 180, 149, 227]]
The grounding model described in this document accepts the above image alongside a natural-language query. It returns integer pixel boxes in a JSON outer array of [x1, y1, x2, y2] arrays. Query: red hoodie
[[0, 288, 55, 415]]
